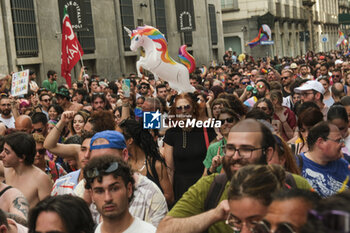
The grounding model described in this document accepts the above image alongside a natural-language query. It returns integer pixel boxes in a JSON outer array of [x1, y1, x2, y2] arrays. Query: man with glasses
[[157, 119, 277, 233], [255, 79, 270, 99], [281, 69, 294, 98], [298, 121, 350, 197], [331, 69, 342, 83], [39, 93, 51, 119], [294, 80, 328, 119], [137, 81, 152, 98], [88, 130, 167, 227], [239, 77, 250, 89], [84, 155, 156, 233], [0, 97, 15, 129], [31, 112, 48, 137], [42, 70, 57, 94]]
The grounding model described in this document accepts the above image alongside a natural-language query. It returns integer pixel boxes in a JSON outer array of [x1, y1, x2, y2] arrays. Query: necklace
[[138, 160, 146, 172]]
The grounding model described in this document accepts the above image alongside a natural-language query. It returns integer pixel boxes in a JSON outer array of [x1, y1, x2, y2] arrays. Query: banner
[[61, 7, 84, 88], [175, 0, 196, 32], [58, 0, 85, 30], [11, 69, 29, 97]]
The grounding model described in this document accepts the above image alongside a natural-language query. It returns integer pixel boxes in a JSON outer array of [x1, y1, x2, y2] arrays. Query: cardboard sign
[[11, 69, 29, 96]]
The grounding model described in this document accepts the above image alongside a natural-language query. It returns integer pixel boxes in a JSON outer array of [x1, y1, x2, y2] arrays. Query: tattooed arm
[[9, 195, 29, 219]]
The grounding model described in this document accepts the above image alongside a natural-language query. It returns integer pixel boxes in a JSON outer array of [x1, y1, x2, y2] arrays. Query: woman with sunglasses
[[226, 164, 285, 233], [163, 93, 216, 203], [203, 108, 239, 176]]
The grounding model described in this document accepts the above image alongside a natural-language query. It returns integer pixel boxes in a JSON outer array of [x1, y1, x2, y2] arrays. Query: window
[[184, 31, 193, 46], [221, 0, 238, 9], [77, 0, 95, 54], [154, 0, 167, 39], [120, 0, 134, 51], [208, 4, 218, 45], [10, 0, 39, 57]]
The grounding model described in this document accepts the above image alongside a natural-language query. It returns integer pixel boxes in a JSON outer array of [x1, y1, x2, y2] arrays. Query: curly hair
[[89, 110, 116, 132], [168, 93, 199, 120], [83, 155, 135, 202]]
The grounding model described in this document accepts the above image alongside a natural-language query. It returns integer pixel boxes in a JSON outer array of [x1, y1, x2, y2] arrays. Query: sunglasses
[[176, 105, 191, 111], [42, 99, 51, 102], [227, 83, 234, 86], [241, 81, 250, 85], [86, 162, 119, 179], [32, 128, 44, 133], [308, 209, 350, 233], [281, 76, 289, 80], [219, 117, 235, 124], [37, 148, 46, 155], [253, 220, 296, 233], [332, 75, 341, 78], [92, 92, 104, 96], [257, 84, 265, 88]]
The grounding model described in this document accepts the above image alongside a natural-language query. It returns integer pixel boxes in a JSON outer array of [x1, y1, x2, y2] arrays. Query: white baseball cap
[[294, 80, 325, 95]]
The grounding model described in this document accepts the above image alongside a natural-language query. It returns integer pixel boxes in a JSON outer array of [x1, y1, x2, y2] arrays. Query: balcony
[[302, 0, 316, 7]]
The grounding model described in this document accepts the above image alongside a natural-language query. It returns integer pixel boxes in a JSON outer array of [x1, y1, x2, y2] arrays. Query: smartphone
[[122, 79, 130, 98]]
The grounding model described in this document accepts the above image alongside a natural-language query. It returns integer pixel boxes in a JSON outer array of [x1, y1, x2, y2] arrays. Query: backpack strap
[[0, 186, 12, 197], [285, 172, 297, 189], [204, 174, 228, 211]]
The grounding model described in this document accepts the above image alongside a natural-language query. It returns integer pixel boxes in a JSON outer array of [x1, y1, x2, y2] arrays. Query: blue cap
[[90, 130, 126, 151]]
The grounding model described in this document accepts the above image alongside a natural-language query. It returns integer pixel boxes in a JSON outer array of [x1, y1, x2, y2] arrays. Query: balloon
[[124, 25, 196, 93]]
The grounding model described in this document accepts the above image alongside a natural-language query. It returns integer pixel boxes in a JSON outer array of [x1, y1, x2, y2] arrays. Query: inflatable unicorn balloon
[[124, 25, 196, 93]]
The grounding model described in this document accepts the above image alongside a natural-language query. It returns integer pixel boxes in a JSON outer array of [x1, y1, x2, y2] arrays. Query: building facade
[[0, 0, 224, 85], [222, 0, 339, 58]]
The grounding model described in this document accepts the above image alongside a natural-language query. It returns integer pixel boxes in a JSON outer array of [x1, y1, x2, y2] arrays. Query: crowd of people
[[0, 49, 349, 233]]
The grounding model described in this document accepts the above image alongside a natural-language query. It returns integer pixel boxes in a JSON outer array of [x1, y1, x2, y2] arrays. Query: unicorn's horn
[[124, 26, 132, 37]]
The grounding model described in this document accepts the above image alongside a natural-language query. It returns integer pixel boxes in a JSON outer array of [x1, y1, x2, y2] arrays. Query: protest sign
[[11, 69, 29, 96]]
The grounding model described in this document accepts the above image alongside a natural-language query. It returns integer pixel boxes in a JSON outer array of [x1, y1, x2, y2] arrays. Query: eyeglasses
[[219, 117, 235, 125], [241, 81, 250, 85], [225, 214, 260, 232], [253, 220, 296, 233], [32, 128, 44, 133], [281, 76, 290, 80], [223, 144, 264, 158], [308, 209, 350, 233], [332, 75, 341, 78], [301, 91, 315, 97], [85, 162, 119, 179], [92, 92, 104, 96], [326, 137, 345, 144], [42, 99, 51, 102], [37, 148, 46, 155], [176, 105, 191, 111], [257, 84, 265, 89]]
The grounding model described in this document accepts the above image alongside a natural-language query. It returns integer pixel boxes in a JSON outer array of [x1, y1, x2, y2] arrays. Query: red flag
[[61, 7, 84, 88]]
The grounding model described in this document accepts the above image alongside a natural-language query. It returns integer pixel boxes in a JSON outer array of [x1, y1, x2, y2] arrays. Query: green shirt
[[42, 79, 57, 93], [168, 173, 312, 233], [203, 139, 226, 173], [168, 174, 231, 233]]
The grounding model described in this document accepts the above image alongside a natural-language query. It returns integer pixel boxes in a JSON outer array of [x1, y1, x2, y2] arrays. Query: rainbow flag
[[246, 25, 270, 48], [336, 31, 346, 47]]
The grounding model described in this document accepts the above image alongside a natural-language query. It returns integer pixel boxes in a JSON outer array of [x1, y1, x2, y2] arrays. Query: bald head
[[332, 82, 345, 101], [15, 115, 32, 133]]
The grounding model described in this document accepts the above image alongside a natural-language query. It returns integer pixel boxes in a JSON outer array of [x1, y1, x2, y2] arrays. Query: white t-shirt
[[0, 115, 15, 128], [94, 217, 156, 233]]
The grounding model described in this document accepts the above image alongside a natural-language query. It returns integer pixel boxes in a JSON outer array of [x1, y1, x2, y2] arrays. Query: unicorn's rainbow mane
[[131, 26, 176, 64]]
